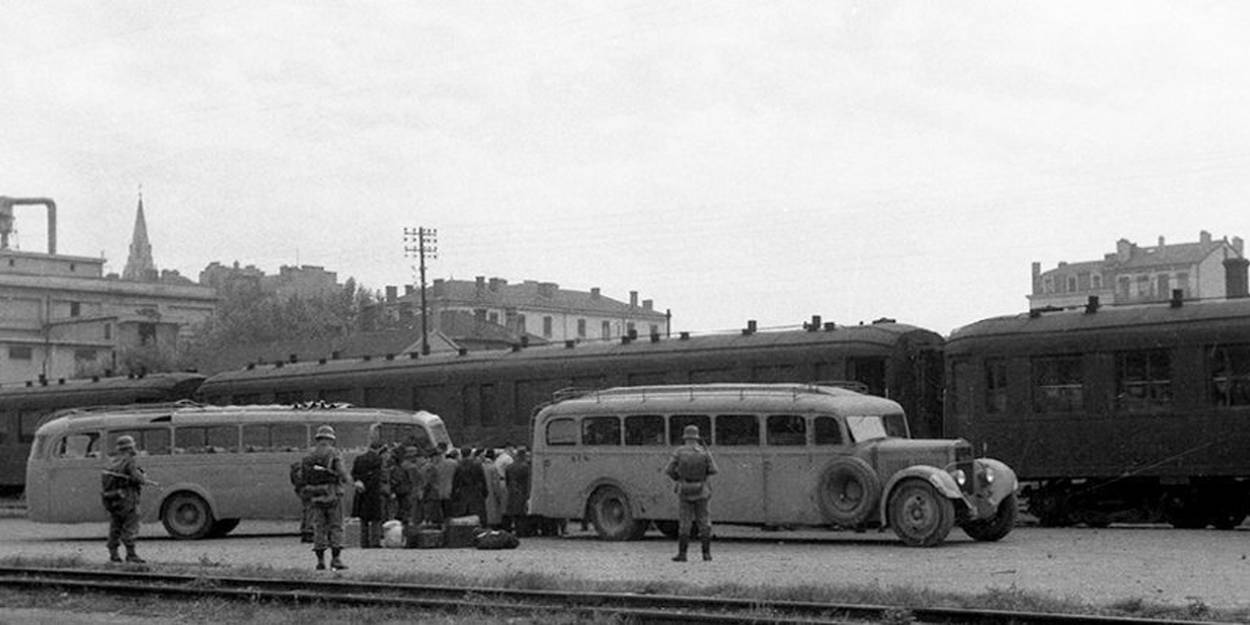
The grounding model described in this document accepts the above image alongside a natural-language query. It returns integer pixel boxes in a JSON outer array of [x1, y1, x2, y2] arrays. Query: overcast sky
[[3, 1, 1249, 336]]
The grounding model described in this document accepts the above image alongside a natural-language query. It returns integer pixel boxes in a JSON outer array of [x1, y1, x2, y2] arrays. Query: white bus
[[26, 402, 452, 539], [529, 384, 1018, 547]]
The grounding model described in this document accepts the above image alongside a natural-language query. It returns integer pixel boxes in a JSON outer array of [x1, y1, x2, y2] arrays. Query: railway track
[[0, 565, 1237, 625]]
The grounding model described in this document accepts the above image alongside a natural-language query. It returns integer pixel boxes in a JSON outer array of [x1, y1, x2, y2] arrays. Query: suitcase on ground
[[414, 526, 445, 549], [445, 523, 480, 548]]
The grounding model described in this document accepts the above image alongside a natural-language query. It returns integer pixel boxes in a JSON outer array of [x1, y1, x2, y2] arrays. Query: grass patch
[[3, 554, 1248, 624]]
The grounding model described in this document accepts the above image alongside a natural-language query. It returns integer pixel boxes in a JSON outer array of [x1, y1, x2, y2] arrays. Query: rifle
[[102, 469, 160, 487]]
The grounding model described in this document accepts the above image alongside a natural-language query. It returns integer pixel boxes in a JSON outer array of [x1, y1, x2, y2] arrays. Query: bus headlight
[[984, 467, 995, 484], [950, 468, 967, 487]]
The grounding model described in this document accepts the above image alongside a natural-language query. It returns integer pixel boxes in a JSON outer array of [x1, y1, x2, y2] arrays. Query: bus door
[[710, 414, 765, 523], [43, 430, 108, 522], [762, 414, 815, 525]]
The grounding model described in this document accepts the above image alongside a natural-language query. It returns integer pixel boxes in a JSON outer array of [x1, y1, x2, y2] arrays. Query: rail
[[0, 565, 1235, 625]]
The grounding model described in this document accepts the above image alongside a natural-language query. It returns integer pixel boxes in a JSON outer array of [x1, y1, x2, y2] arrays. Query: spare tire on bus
[[816, 457, 882, 527]]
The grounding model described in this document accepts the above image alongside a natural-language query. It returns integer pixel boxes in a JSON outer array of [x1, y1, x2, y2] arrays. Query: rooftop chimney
[[642, 299, 653, 311], [1158, 236, 1166, 247], [1201, 230, 1212, 244], [629, 291, 638, 308], [386, 286, 398, 302], [590, 287, 601, 299]]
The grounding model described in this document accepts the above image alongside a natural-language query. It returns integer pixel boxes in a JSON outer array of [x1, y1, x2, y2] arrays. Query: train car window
[[813, 361, 844, 381], [363, 387, 390, 407], [627, 372, 667, 386], [813, 416, 843, 445], [582, 416, 621, 446], [766, 414, 806, 446], [545, 418, 577, 446], [19, 411, 44, 443], [108, 429, 171, 456], [319, 388, 353, 404], [715, 414, 760, 446], [573, 375, 606, 388], [669, 414, 711, 445], [479, 384, 498, 426], [624, 414, 665, 445], [847, 358, 886, 396], [1115, 349, 1172, 412], [1031, 355, 1084, 413], [750, 365, 797, 383], [985, 359, 1008, 414], [690, 368, 733, 383], [1208, 344, 1250, 407], [274, 391, 303, 405], [57, 433, 100, 459]]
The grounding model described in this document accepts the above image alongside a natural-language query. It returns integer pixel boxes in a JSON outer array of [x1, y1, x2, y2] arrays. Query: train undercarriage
[[1022, 477, 1250, 530]]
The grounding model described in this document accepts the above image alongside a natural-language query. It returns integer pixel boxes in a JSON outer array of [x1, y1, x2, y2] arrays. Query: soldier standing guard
[[664, 425, 719, 562], [101, 435, 156, 563], [302, 425, 351, 570]]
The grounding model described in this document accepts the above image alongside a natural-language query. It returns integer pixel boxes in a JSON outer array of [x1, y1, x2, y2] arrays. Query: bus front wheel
[[588, 486, 646, 541], [888, 479, 954, 547], [162, 492, 216, 540]]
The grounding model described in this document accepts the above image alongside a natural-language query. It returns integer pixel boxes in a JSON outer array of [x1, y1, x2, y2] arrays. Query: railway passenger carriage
[[0, 372, 206, 494], [197, 320, 946, 447], [945, 296, 1250, 529]]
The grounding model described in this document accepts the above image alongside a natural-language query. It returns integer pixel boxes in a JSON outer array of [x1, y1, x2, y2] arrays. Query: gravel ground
[[0, 518, 1248, 612]]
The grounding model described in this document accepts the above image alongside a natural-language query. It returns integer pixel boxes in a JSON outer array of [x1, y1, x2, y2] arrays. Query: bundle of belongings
[[473, 528, 520, 550]]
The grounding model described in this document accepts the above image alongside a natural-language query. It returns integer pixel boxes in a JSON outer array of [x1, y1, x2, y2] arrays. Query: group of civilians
[[348, 440, 535, 548]]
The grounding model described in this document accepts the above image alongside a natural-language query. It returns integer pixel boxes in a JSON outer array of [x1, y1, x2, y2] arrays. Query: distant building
[[199, 261, 339, 299], [378, 276, 670, 345], [1030, 231, 1248, 309], [0, 195, 216, 385]]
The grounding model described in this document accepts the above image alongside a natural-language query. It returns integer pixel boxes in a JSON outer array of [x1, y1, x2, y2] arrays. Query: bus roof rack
[[809, 380, 870, 394]]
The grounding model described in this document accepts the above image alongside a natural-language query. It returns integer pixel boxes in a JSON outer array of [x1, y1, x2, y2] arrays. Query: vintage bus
[[529, 384, 1018, 547], [0, 372, 206, 494], [26, 402, 451, 539]]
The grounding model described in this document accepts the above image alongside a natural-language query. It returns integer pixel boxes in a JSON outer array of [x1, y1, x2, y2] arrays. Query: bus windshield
[[845, 414, 907, 442]]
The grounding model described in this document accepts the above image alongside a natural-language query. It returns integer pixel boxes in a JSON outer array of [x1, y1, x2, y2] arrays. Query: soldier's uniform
[[302, 425, 351, 570], [664, 425, 719, 562], [289, 460, 314, 542], [100, 435, 149, 563]]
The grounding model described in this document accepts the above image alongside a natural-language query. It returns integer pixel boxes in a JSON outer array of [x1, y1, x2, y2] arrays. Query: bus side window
[[332, 423, 371, 452], [582, 416, 621, 446], [813, 416, 843, 445], [766, 414, 806, 446], [274, 423, 308, 451], [545, 418, 577, 446], [715, 414, 759, 446], [624, 415, 665, 445], [58, 433, 100, 459], [110, 429, 171, 456], [669, 414, 711, 446]]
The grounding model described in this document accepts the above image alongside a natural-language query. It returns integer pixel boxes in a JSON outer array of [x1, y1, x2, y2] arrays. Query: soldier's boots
[[701, 538, 712, 562], [672, 537, 689, 562], [124, 545, 146, 564], [108, 547, 123, 563], [315, 549, 327, 570], [330, 548, 348, 571]]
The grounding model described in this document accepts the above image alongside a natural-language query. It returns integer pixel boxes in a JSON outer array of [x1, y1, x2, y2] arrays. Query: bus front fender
[[879, 466, 963, 526]]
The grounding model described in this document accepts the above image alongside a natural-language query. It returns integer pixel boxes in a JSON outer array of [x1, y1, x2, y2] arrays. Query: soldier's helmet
[[314, 425, 336, 441], [682, 425, 701, 441], [115, 435, 136, 451]]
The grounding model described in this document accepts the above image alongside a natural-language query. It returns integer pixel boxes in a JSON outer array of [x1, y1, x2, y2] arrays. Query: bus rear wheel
[[162, 492, 216, 540], [588, 486, 646, 541]]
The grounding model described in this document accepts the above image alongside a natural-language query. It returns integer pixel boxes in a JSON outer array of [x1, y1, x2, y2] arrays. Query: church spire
[[122, 191, 158, 282]]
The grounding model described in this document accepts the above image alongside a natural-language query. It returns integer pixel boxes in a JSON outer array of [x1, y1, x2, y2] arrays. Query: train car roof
[[0, 371, 206, 399], [201, 321, 943, 385], [948, 297, 1250, 346]]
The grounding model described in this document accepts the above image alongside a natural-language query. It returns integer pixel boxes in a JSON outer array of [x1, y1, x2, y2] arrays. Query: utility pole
[[403, 227, 438, 355]]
